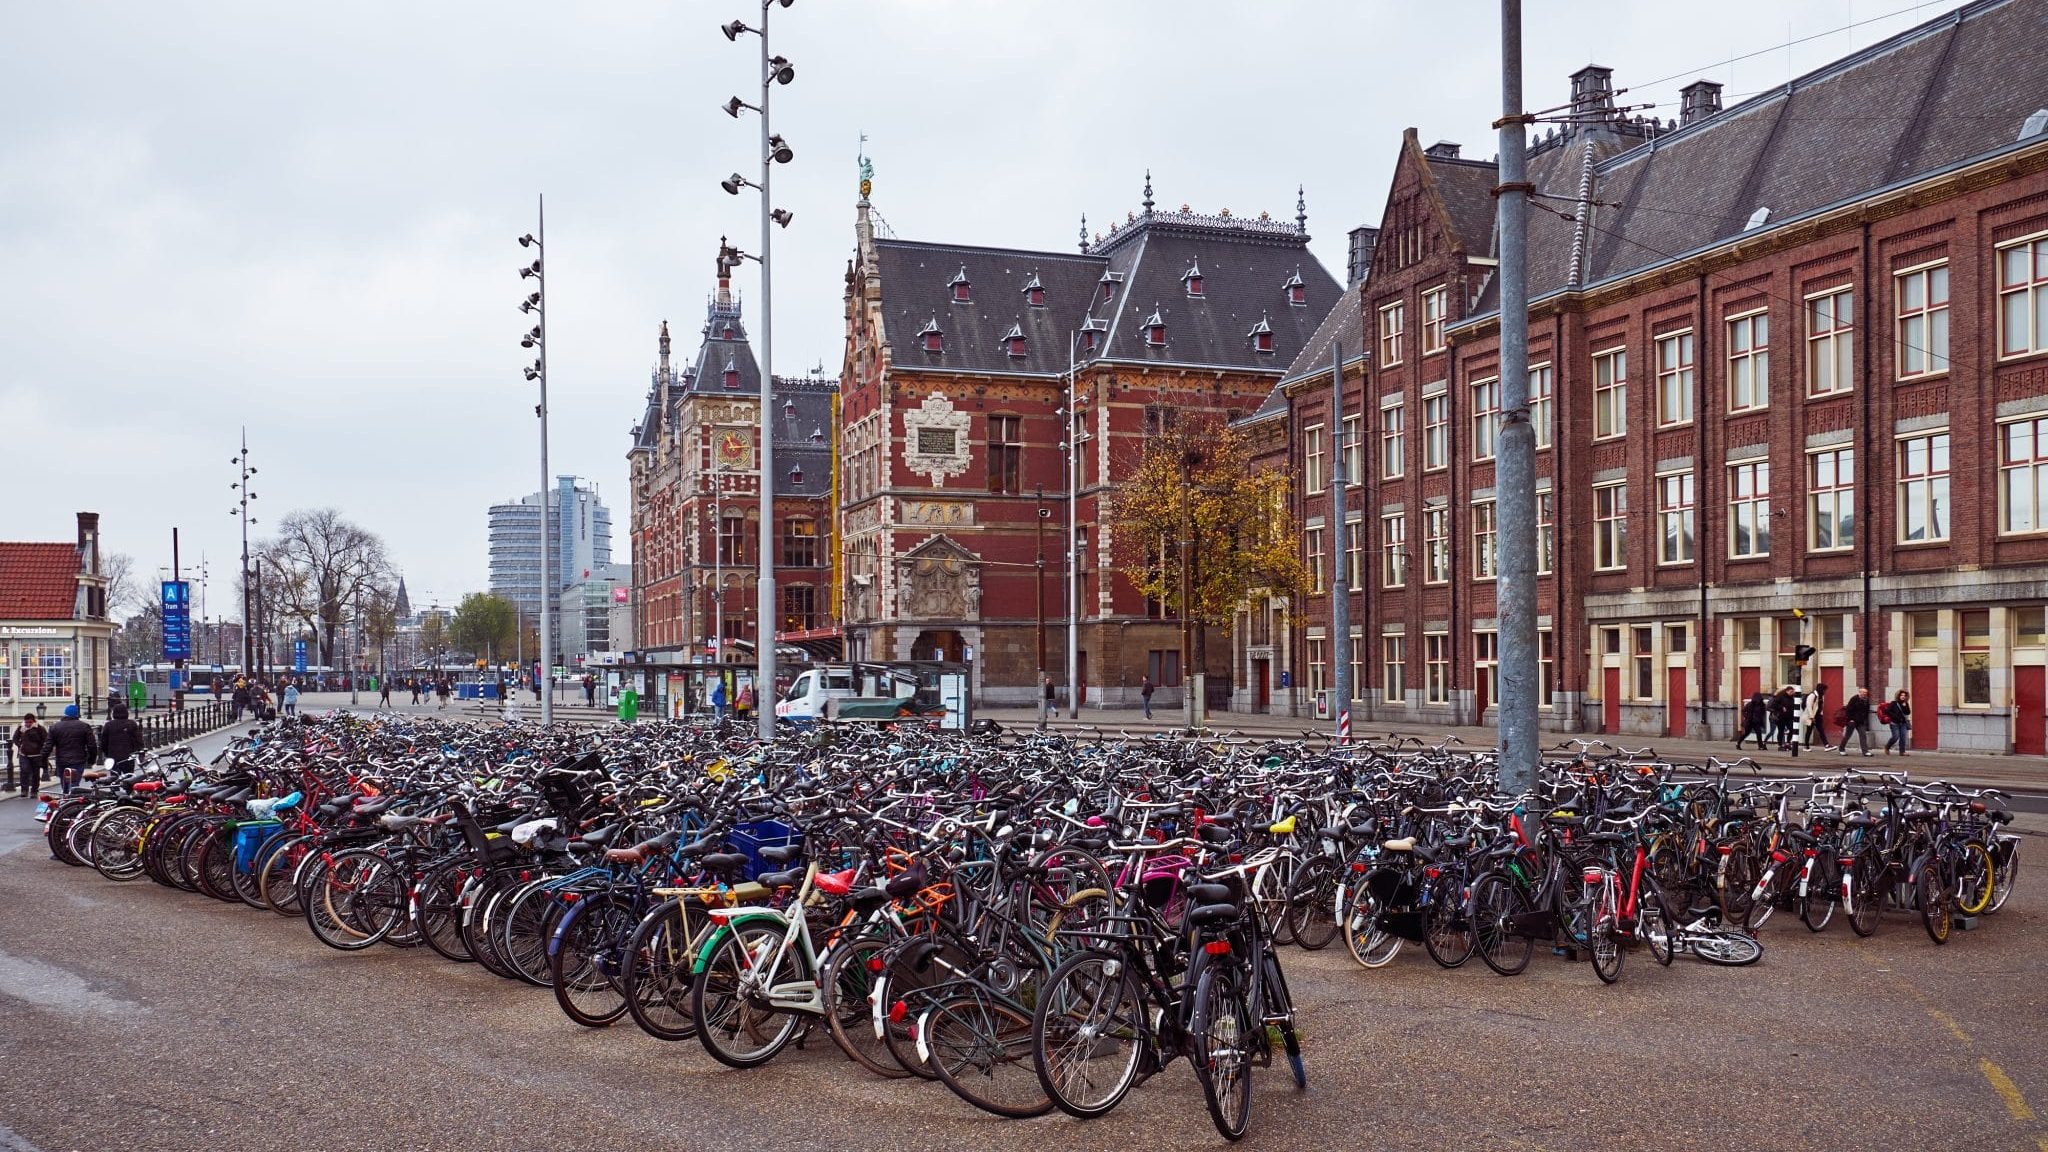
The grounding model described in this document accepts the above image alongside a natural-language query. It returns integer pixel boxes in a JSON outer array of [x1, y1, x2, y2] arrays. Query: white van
[[774, 666, 859, 723]]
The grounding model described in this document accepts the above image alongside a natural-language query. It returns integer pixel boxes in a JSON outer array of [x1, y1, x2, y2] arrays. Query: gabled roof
[[874, 240, 1106, 374], [1279, 278, 1368, 387], [0, 542, 80, 620], [1426, 156, 1502, 258]]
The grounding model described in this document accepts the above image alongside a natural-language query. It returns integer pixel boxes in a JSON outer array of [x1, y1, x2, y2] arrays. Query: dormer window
[[1247, 313, 1275, 354], [1145, 305, 1166, 348], [1001, 322, 1026, 358], [917, 315, 944, 354], [948, 266, 971, 302], [1182, 260, 1204, 298], [1283, 268, 1307, 307], [1023, 272, 1045, 308], [722, 324, 735, 339], [1080, 317, 1107, 354], [722, 358, 739, 389], [1098, 269, 1123, 303], [1082, 329, 1097, 352]]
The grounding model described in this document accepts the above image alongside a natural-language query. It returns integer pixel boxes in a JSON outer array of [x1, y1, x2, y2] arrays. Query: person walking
[[231, 679, 252, 723], [282, 682, 299, 717], [1835, 688, 1874, 755], [379, 677, 393, 709], [1802, 682, 1831, 748], [709, 675, 728, 720], [99, 703, 144, 777], [735, 682, 755, 724], [1769, 687, 1798, 752], [1140, 676, 1155, 721], [47, 704, 99, 796], [10, 713, 50, 797], [211, 676, 224, 705], [436, 678, 451, 710], [1881, 689, 1913, 755], [583, 673, 596, 707], [1735, 691, 1768, 750]]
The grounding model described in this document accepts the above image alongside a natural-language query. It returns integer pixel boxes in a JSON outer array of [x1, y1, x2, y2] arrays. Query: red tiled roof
[[0, 542, 81, 620]]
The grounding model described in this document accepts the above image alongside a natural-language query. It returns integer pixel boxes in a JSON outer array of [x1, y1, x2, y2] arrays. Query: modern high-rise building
[[488, 477, 614, 648]]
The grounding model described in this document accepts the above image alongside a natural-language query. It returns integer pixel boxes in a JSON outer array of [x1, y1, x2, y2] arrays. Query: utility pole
[[1067, 331, 1081, 719], [1329, 339, 1351, 744], [752, 1, 782, 744], [1035, 485, 1048, 688], [518, 196, 553, 726], [1180, 451, 1196, 730], [1494, 0, 1540, 790]]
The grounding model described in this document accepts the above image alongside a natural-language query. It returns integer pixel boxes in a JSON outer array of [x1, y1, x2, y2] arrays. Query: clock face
[[717, 430, 751, 469]]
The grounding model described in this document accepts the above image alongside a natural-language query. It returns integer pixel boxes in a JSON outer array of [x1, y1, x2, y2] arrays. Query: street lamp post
[[722, 0, 797, 741], [519, 200, 554, 726], [229, 430, 258, 678]]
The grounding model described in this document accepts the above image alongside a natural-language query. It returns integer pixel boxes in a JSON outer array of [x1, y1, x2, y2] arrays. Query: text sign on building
[[160, 580, 192, 661]]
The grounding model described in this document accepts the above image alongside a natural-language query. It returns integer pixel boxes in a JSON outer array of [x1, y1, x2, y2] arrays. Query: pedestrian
[[1835, 687, 1874, 755], [1881, 689, 1912, 755], [409, 677, 422, 705], [1040, 674, 1056, 731], [709, 676, 728, 719], [1735, 691, 1768, 750], [47, 704, 99, 796], [1769, 686, 1798, 751], [99, 703, 144, 776], [211, 676, 223, 705], [282, 682, 299, 717], [379, 677, 393, 709], [10, 712, 50, 797], [735, 682, 754, 723], [231, 679, 252, 722], [583, 673, 596, 707], [1802, 682, 1831, 748], [436, 678, 451, 710], [1140, 676, 1155, 720]]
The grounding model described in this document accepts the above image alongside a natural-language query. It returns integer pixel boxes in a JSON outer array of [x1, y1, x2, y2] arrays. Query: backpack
[[1876, 701, 1896, 725]]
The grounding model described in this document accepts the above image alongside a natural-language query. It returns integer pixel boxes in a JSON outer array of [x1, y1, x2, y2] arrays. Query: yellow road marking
[[1927, 1007, 1971, 1045], [1980, 1059, 2036, 1122]]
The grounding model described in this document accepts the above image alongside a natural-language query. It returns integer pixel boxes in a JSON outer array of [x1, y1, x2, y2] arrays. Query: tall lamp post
[[229, 431, 258, 677], [721, 0, 797, 742], [519, 202, 554, 726]]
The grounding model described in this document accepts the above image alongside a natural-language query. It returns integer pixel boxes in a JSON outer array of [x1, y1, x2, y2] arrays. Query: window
[[1381, 512, 1407, 588], [1728, 461, 1771, 558], [1345, 517, 1364, 591], [1424, 632, 1451, 704], [1809, 448, 1855, 551], [1423, 507, 1449, 584], [1898, 431, 1951, 543], [1737, 619, 1762, 652], [19, 644, 71, 699], [781, 584, 817, 632], [1667, 624, 1689, 653], [1657, 471, 1695, 564], [1421, 286, 1447, 354], [1962, 609, 1991, 706], [1350, 631, 1365, 702], [1807, 289, 1854, 397], [1603, 627, 1624, 656], [1382, 635, 1406, 704], [1593, 348, 1627, 439], [1897, 263, 1950, 377], [1728, 311, 1769, 411], [1593, 482, 1627, 571], [1306, 526, 1326, 594], [1633, 625, 1655, 700], [1144, 405, 1179, 439], [1472, 499, 1497, 579], [1380, 398, 1406, 478], [723, 358, 741, 388], [1471, 377, 1499, 460], [1379, 300, 1405, 366], [1999, 235, 2048, 357], [1341, 414, 1362, 487], [1475, 630, 1498, 711], [1303, 424, 1325, 494], [1821, 613, 1848, 650], [1656, 331, 1695, 426], [1182, 262, 1203, 297], [781, 517, 818, 567], [1147, 649, 1182, 688], [2001, 417, 2048, 534], [1024, 274, 1045, 308], [2017, 607, 2047, 647], [1910, 611, 1940, 649], [719, 513, 748, 565], [1539, 629, 1555, 707], [987, 414, 1022, 494], [1422, 393, 1448, 470], [1537, 490, 1555, 575], [1284, 271, 1307, 308], [1307, 638, 1327, 699], [950, 267, 971, 302], [1530, 364, 1553, 450]]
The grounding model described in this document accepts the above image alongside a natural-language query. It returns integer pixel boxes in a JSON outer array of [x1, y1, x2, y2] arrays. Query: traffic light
[[1793, 644, 1816, 667]]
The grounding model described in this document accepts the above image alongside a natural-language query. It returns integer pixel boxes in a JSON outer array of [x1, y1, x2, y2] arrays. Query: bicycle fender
[[687, 910, 785, 975]]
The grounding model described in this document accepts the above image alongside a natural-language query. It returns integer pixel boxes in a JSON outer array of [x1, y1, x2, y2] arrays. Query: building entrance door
[[1253, 660, 1270, 712], [1911, 665, 1939, 750], [1667, 665, 1687, 739], [1603, 668, 1620, 734], [2015, 666, 2045, 755]]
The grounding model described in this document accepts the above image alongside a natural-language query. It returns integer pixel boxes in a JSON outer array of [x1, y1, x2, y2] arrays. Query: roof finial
[[1142, 169, 1154, 215], [1079, 212, 1089, 253], [1295, 185, 1307, 234]]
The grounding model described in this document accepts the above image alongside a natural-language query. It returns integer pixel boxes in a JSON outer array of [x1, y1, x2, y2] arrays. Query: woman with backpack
[[1735, 692, 1769, 750], [1881, 689, 1912, 755], [1769, 687, 1799, 752]]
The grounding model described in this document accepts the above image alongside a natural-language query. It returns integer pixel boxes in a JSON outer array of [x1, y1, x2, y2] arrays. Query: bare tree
[[102, 552, 144, 620], [361, 583, 401, 674], [257, 509, 393, 667]]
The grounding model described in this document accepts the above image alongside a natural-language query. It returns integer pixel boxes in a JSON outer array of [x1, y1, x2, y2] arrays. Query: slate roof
[[874, 241, 1107, 375], [685, 304, 764, 397], [1279, 279, 1368, 387], [1427, 157, 1503, 258], [767, 376, 838, 499], [0, 542, 80, 620]]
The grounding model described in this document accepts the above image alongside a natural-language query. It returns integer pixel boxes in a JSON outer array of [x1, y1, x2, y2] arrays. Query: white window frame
[[1422, 392, 1448, 471], [1421, 285, 1447, 354], [1656, 469, 1695, 565], [1423, 506, 1450, 585], [1593, 346, 1627, 440], [1537, 488, 1555, 575], [1727, 309, 1769, 413], [1381, 634, 1405, 705], [1424, 631, 1451, 705], [1344, 516, 1364, 592], [1896, 429, 1951, 543], [1530, 362, 1554, 450], [1341, 413, 1363, 488], [1805, 287, 1854, 398], [1808, 446, 1855, 552], [1655, 330, 1694, 428], [1895, 260, 1950, 379], [1306, 525, 1326, 593], [1303, 423, 1325, 494], [1997, 232, 2048, 360], [1381, 511, 1407, 589], [1999, 415, 2048, 536], [1728, 460, 1772, 559], [1379, 299, 1406, 366], [1593, 481, 1627, 572], [1380, 396, 1406, 479], [1471, 376, 1499, 461], [1472, 498, 1497, 580]]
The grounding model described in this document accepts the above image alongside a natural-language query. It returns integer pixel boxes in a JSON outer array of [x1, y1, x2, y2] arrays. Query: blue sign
[[293, 639, 308, 674], [160, 580, 192, 662]]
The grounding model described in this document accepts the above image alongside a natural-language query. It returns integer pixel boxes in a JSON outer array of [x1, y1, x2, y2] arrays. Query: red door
[[1739, 666, 1761, 703], [1254, 660, 1270, 712], [2016, 665, 2045, 755], [1476, 668, 1491, 724], [1911, 665, 1939, 750], [1667, 666, 1688, 739], [1820, 667, 1845, 717], [1603, 668, 1621, 734]]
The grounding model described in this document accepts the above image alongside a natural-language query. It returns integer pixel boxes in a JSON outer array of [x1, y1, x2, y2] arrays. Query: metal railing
[[136, 700, 238, 750]]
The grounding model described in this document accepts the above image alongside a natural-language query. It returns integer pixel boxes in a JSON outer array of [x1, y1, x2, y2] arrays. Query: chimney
[[1423, 141, 1461, 160], [1347, 226, 1379, 288], [1680, 80, 1723, 126], [75, 511, 100, 576], [1570, 65, 1616, 121]]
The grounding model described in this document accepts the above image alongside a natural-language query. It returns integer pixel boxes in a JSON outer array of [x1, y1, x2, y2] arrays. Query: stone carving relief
[[902, 391, 972, 487], [896, 535, 982, 621]]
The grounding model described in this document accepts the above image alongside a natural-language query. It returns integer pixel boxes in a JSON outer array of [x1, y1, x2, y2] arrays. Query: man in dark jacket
[[1835, 688, 1874, 756], [46, 704, 99, 795], [100, 703, 145, 775], [231, 680, 252, 721], [1735, 692, 1769, 750], [9, 713, 49, 796]]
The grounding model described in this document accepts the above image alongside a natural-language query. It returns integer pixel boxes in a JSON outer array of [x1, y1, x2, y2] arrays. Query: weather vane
[[858, 131, 873, 199]]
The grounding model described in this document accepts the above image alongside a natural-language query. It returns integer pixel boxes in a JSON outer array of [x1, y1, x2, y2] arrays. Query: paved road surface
[[0, 795, 2042, 1151]]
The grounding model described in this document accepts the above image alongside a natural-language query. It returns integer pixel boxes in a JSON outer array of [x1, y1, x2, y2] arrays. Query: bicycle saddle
[[1382, 836, 1417, 852], [756, 867, 804, 889]]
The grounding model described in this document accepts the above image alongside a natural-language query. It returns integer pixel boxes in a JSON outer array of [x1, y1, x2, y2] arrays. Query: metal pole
[[1329, 340, 1350, 743], [537, 193, 554, 726], [1067, 331, 1080, 719], [1495, 0, 1539, 790], [1036, 485, 1048, 729], [349, 586, 360, 706], [172, 527, 184, 712], [754, 0, 778, 742], [1180, 458, 1193, 730]]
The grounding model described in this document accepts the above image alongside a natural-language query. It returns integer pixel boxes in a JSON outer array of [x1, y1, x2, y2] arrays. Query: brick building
[[840, 171, 1339, 706], [1294, 0, 2048, 753], [626, 258, 836, 666]]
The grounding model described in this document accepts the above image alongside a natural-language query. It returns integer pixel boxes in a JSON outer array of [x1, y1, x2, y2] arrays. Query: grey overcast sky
[[2, 0, 1969, 617]]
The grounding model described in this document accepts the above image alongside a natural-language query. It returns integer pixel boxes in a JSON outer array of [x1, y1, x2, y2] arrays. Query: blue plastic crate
[[728, 819, 801, 880], [230, 820, 282, 872]]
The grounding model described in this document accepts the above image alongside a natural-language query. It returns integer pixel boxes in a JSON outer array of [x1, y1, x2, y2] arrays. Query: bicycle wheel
[[196, 827, 240, 902], [622, 898, 709, 1042], [260, 835, 313, 916], [308, 850, 406, 950], [1585, 878, 1624, 985], [46, 800, 92, 866], [89, 807, 148, 882], [1847, 853, 1884, 937], [820, 934, 908, 1077], [692, 920, 804, 1069], [1422, 872, 1473, 969], [1956, 841, 1994, 916], [1045, 887, 1112, 948], [881, 940, 973, 1080], [1258, 945, 1306, 1091], [1915, 856, 1951, 945], [1031, 948, 1144, 1120], [925, 990, 1054, 1118], [1741, 858, 1780, 933], [415, 862, 472, 962], [1987, 840, 2020, 914], [1341, 871, 1402, 969], [549, 893, 634, 1028], [1190, 960, 1254, 1141], [499, 882, 566, 986], [1800, 857, 1839, 933], [1637, 884, 1677, 966], [1470, 871, 1534, 976], [1282, 856, 1340, 952], [1686, 927, 1763, 966], [1253, 859, 1295, 946], [1718, 841, 1758, 926]]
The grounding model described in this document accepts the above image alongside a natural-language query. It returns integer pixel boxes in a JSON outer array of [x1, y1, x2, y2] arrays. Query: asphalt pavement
[[0, 793, 2043, 1151]]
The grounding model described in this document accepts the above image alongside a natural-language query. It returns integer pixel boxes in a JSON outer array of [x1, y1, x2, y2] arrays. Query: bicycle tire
[[1915, 855, 1951, 945], [1585, 878, 1624, 985], [307, 850, 405, 950], [549, 893, 634, 1028], [1421, 871, 1473, 968], [260, 835, 314, 916], [1987, 840, 2020, 915], [88, 807, 148, 882], [1800, 857, 1838, 933], [1341, 871, 1402, 969], [1282, 856, 1341, 952], [820, 934, 908, 1077], [1686, 928, 1763, 966], [1847, 853, 1884, 937], [1031, 948, 1144, 1120], [691, 920, 804, 1069], [415, 861, 473, 962], [1470, 871, 1534, 976], [1190, 960, 1254, 1141], [925, 990, 1054, 1118], [622, 897, 708, 1042], [1956, 841, 1994, 916]]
